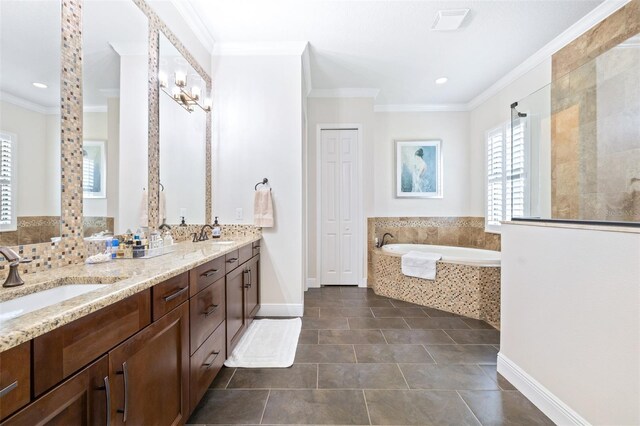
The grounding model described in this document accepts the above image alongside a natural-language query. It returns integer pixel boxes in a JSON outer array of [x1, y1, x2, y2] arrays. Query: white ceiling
[[0, 0, 147, 111], [188, 0, 604, 105]]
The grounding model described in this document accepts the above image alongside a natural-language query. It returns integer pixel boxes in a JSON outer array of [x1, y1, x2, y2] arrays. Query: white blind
[[0, 134, 15, 227], [486, 119, 529, 230]]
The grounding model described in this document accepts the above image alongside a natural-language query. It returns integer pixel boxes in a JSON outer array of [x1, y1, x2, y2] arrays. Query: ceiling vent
[[432, 9, 469, 31]]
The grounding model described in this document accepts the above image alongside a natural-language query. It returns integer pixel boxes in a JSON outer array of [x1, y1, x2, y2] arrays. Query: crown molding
[[374, 103, 469, 112], [169, 0, 216, 54], [0, 91, 59, 115], [309, 88, 380, 99], [466, 0, 630, 110], [213, 41, 308, 56], [301, 44, 313, 97]]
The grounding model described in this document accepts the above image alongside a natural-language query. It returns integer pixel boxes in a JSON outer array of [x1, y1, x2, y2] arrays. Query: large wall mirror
[[158, 33, 208, 226], [0, 0, 62, 245], [82, 0, 148, 237]]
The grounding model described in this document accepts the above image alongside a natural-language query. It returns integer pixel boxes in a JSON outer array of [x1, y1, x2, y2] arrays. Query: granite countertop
[[0, 236, 261, 352]]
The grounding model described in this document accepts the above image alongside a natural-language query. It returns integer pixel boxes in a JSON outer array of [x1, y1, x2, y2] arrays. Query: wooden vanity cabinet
[[226, 249, 261, 357], [2, 356, 109, 426], [245, 255, 260, 327], [108, 302, 189, 426], [33, 290, 151, 397], [0, 342, 31, 421], [225, 265, 246, 356]]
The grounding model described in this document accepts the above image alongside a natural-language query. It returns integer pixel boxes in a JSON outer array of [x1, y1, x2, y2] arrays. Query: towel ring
[[254, 178, 270, 191]]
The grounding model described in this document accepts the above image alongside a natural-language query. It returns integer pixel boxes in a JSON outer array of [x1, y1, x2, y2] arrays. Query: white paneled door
[[320, 129, 359, 285]]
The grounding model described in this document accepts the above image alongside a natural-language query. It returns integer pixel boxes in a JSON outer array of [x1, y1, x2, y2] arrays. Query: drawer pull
[[0, 380, 17, 398], [116, 362, 129, 422], [200, 268, 219, 277], [226, 257, 238, 263], [97, 376, 111, 425], [203, 304, 219, 317], [164, 286, 188, 302], [202, 351, 221, 369]]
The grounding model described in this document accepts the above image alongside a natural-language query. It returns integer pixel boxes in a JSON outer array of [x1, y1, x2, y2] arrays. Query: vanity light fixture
[[32, 82, 48, 89], [435, 77, 448, 84], [159, 71, 211, 113]]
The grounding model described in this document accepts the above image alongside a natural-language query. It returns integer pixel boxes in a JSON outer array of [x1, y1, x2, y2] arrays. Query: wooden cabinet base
[[108, 303, 189, 426], [2, 356, 108, 426], [190, 322, 225, 414]]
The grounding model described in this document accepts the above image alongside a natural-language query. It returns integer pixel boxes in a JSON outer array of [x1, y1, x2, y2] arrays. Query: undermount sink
[[210, 240, 235, 245], [0, 284, 108, 323]]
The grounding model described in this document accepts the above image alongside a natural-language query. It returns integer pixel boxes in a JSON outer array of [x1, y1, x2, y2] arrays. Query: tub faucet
[[0, 247, 32, 288], [378, 233, 395, 248]]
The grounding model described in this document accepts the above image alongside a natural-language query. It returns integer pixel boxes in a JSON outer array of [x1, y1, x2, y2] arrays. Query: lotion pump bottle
[[212, 217, 221, 239]]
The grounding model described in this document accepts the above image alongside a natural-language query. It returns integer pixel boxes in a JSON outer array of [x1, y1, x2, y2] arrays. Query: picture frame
[[395, 139, 443, 198], [82, 140, 107, 199]]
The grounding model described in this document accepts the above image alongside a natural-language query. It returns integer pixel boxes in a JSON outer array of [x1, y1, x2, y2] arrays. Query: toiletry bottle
[[212, 217, 221, 239], [163, 230, 174, 246], [111, 239, 119, 259]]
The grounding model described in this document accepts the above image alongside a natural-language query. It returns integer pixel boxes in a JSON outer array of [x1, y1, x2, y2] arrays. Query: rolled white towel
[[401, 251, 442, 280]]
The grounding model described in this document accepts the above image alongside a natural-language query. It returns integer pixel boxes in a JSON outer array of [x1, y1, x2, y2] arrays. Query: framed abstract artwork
[[396, 140, 442, 198]]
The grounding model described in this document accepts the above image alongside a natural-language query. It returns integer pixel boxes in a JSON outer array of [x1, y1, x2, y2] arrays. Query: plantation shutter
[[486, 128, 504, 227], [486, 119, 529, 231], [0, 134, 14, 227]]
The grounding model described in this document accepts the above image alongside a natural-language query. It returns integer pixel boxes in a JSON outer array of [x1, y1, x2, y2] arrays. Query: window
[[485, 119, 529, 231], [0, 132, 17, 231]]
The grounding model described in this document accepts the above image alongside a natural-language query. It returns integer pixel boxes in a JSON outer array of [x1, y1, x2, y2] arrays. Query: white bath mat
[[224, 318, 301, 368]]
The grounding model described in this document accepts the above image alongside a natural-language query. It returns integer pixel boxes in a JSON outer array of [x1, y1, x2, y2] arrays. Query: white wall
[[117, 54, 148, 234], [306, 97, 376, 281], [468, 59, 552, 216], [212, 54, 304, 315], [374, 111, 471, 216], [159, 91, 206, 225], [499, 222, 640, 425], [0, 101, 60, 218]]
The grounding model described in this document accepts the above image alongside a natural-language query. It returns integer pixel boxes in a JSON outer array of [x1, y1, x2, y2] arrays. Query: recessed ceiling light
[[32, 82, 48, 89], [432, 9, 470, 31], [435, 77, 448, 85]]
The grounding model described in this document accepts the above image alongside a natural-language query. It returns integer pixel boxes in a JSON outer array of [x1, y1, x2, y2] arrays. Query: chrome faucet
[[0, 247, 32, 288], [377, 233, 395, 248]]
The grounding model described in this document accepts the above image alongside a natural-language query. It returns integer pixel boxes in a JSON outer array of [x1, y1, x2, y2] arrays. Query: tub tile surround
[[0, 236, 260, 352], [367, 217, 501, 282], [372, 250, 501, 329]]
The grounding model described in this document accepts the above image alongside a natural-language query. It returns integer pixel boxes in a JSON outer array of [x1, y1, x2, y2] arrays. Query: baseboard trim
[[306, 278, 319, 289], [257, 304, 303, 317], [359, 277, 369, 288], [497, 353, 590, 425]]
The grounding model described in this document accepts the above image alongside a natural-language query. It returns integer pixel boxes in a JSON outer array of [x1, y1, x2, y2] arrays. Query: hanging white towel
[[254, 187, 274, 228], [401, 251, 442, 280], [140, 189, 148, 227]]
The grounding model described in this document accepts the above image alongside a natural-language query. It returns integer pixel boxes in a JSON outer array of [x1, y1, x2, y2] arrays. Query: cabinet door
[[109, 303, 189, 426], [225, 266, 245, 357], [0, 342, 30, 421], [2, 356, 108, 426], [245, 255, 260, 325]]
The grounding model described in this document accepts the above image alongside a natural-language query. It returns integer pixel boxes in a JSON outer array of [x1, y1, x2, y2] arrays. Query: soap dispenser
[[212, 217, 221, 239]]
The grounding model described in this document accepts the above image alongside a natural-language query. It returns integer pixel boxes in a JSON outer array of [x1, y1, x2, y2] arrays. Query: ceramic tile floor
[[188, 286, 553, 425]]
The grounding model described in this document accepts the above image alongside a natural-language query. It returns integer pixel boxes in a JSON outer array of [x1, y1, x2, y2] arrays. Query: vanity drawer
[[190, 277, 225, 354], [190, 321, 225, 413], [0, 342, 30, 421], [189, 256, 225, 296], [153, 272, 189, 321], [238, 244, 253, 265], [252, 241, 260, 257], [225, 250, 240, 273], [33, 290, 151, 397]]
